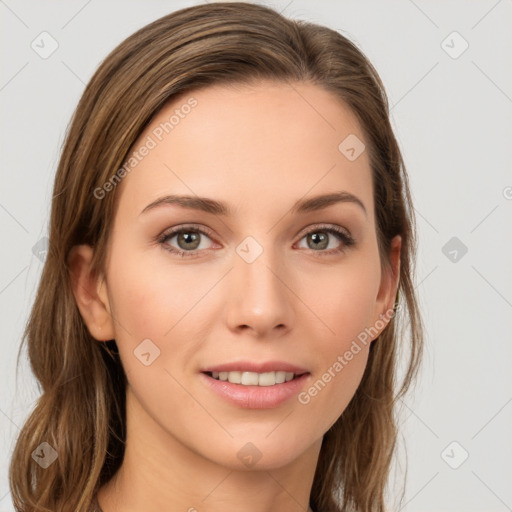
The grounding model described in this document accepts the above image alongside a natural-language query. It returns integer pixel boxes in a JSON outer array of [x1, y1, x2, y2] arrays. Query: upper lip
[[201, 361, 309, 375]]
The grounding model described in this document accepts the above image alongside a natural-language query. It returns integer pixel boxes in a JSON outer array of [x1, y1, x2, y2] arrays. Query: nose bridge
[[226, 233, 294, 335]]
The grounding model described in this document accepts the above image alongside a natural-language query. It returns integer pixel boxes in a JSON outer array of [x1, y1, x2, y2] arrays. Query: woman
[[9, 3, 423, 511]]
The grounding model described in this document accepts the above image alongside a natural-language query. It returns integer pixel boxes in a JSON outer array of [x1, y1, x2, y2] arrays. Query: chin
[[199, 433, 316, 472]]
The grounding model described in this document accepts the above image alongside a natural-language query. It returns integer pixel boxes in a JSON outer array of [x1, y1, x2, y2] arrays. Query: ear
[[67, 244, 115, 342], [370, 235, 401, 341]]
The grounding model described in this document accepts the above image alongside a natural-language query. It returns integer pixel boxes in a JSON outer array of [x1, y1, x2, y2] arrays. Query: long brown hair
[[9, 3, 423, 511]]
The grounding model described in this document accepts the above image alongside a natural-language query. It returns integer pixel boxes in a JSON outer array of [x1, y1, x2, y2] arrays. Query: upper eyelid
[[300, 223, 351, 236], [160, 224, 215, 240]]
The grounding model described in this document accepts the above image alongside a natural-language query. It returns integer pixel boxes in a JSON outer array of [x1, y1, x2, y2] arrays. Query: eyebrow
[[140, 191, 367, 218]]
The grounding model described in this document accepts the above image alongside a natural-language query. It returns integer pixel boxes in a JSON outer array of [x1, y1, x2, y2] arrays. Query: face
[[73, 81, 400, 472]]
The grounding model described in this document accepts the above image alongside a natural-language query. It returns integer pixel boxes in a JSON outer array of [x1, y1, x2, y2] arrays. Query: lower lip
[[199, 372, 310, 409]]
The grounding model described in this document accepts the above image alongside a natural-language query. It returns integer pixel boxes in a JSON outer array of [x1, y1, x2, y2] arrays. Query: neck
[[97, 386, 321, 512]]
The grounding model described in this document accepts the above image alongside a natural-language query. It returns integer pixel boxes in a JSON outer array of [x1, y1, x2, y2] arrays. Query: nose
[[224, 240, 295, 338]]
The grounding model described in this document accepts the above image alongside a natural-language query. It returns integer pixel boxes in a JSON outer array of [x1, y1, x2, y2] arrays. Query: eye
[[295, 224, 355, 255], [157, 224, 217, 258], [157, 223, 355, 258]]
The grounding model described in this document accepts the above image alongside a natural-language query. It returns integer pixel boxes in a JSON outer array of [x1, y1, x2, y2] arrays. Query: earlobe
[[67, 244, 115, 341], [371, 235, 402, 340]]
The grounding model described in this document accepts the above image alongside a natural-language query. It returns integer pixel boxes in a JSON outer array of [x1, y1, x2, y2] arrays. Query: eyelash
[[156, 223, 355, 259]]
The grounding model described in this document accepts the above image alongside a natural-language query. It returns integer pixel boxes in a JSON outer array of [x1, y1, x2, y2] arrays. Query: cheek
[[297, 284, 374, 434], [104, 253, 207, 425], [105, 243, 218, 376], [297, 250, 380, 348], [293, 253, 379, 427], [106, 239, 200, 335]]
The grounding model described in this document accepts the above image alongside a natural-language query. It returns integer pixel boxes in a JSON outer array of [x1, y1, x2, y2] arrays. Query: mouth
[[199, 361, 311, 408], [202, 370, 308, 387], [199, 369, 311, 409]]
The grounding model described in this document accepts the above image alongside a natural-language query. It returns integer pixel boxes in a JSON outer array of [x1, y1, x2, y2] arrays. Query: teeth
[[211, 371, 297, 386]]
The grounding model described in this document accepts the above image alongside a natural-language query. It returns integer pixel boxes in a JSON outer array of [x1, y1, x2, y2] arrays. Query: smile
[[200, 371, 311, 409], [205, 370, 300, 386]]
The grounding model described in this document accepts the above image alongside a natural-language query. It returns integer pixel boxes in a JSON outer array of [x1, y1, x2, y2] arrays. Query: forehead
[[114, 81, 373, 222]]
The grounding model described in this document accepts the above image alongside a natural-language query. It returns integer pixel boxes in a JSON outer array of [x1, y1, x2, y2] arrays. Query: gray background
[[1, 1, 511, 511]]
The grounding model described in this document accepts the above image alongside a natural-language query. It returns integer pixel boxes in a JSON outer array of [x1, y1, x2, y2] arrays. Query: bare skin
[[69, 80, 400, 512]]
